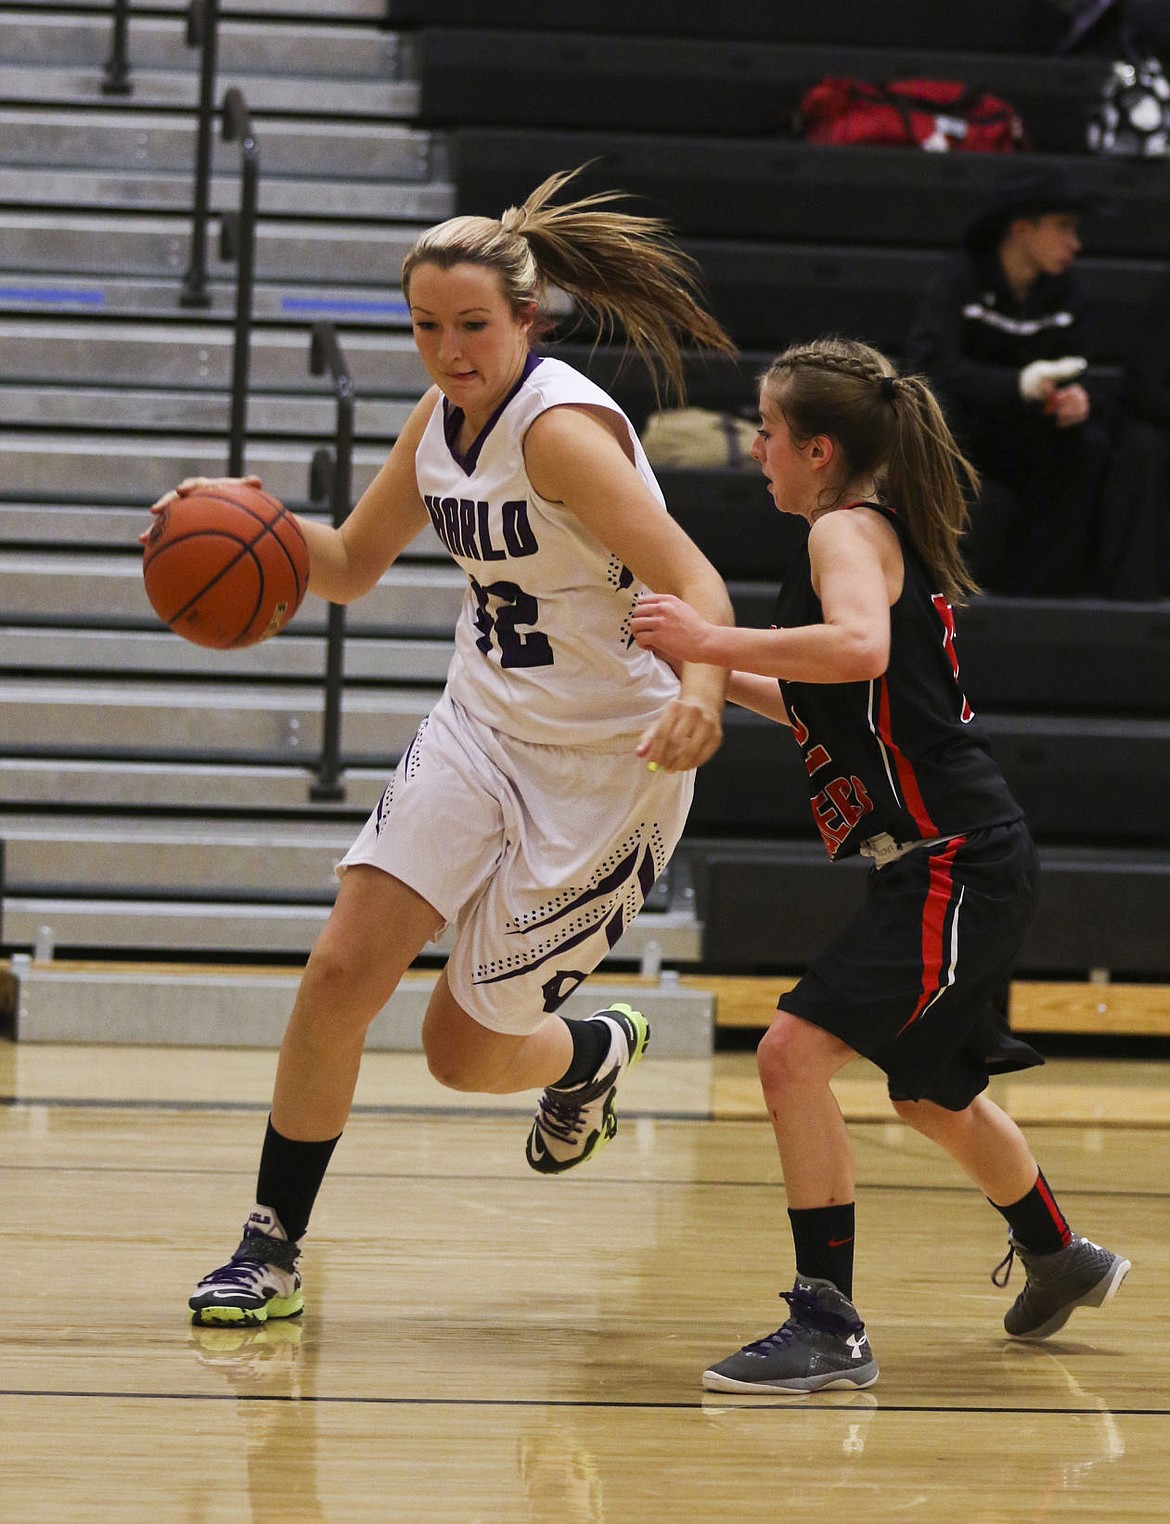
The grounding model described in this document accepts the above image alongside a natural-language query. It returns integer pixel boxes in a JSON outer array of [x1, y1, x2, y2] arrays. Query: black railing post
[[220, 88, 259, 477], [180, 0, 220, 308], [101, 0, 133, 95], [308, 322, 356, 803]]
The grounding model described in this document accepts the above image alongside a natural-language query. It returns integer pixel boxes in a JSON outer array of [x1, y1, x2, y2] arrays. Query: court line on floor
[[5, 1094, 1170, 1132], [0, 1159, 1165, 1200], [2, 1095, 701, 1119], [2, 1387, 1167, 1416]]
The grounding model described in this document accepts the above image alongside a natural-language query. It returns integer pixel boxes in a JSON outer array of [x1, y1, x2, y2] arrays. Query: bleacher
[[394, 1, 1170, 1001], [1, 0, 452, 966], [2, 0, 1169, 1045], [0, 0, 700, 1045]]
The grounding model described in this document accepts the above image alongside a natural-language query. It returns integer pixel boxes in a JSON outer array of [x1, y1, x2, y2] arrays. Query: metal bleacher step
[[0, 322, 428, 393], [17, 0, 387, 16], [0, 163, 449, 219], [0, 807, 702, 980], [0, 14, 418, 114], [0, 70, 419, 118], [0, 555, 464, 630], [0, 110, 440, 182], [0, 212, 426, 284], [0, 504, 448, 564], [1, 807, 701, 983], [0, 274, 413, 325], [0, 757, 387, 812], [0, 766, 700, 961], [0, 434, 395, 506], [0, 676, 439, 760], [0, 625, 455, 682], [0, 810, 369, 897], [3, 12, 406, 77], [5, 960, 712, 1053], [0, 384, 413, 436], [2, 864, 698, 952]]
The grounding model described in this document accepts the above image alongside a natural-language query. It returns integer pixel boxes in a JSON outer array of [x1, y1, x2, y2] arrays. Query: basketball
[[142, 482, 310, 649]]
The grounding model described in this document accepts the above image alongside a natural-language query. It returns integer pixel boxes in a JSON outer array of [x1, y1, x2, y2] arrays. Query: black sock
[[255, 1117, 342, 1243], [991, 1169, 1072, 1256], [552, 1016, 610, 1089], [788, 1204, 856, 1299]]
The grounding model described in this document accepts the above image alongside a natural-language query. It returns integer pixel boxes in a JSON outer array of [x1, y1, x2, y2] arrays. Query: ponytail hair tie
[[879, 375, 898, 403]]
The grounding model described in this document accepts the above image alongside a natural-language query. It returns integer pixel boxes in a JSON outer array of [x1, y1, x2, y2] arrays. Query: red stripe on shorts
[[897, 836, 966, 1036]]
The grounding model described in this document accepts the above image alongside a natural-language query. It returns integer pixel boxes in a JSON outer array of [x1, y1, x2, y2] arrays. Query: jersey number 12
[[470, 576, 555, 669]]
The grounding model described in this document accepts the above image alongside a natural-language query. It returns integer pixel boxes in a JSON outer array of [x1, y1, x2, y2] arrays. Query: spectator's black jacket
[[905, 250, 1099, 457]]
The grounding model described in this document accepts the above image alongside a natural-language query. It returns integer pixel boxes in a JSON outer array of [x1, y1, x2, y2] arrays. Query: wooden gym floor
[[2, 1019, 1167, 1523]]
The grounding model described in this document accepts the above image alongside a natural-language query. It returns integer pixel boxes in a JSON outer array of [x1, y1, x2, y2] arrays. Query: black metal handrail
[[308, 322, 356, 803], [219, 87, 259, 476], [180, 0, 220, 308], [102, 0, 133, 95]]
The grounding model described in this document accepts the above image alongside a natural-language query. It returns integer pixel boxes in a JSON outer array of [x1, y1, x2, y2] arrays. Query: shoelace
[[743, 1286, 860, 1354], [742, 1320, 803, 1356], [991, 1244, 1016, 1289], [199, 1231, 298, 1288], [200, 1258, 269, 1292], [534, 1089, 588, 1143]]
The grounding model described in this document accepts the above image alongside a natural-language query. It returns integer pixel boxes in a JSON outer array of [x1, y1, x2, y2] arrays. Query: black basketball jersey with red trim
[[772, 502, 1022, 860]]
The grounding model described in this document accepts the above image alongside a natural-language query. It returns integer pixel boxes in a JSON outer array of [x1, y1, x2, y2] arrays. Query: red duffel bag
[[798, 76, 1030, 152]]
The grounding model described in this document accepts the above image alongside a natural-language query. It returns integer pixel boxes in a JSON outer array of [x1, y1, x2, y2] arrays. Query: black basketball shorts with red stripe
[[778, 819, 1044, 1111]]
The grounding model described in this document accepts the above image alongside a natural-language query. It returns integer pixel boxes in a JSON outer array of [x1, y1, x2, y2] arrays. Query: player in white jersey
[[157, 167, 736, 1327], [413, 353, 682, 746]]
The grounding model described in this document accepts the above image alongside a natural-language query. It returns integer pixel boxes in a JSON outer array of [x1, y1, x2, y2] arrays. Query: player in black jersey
[[631, 336, 1129, 1395]]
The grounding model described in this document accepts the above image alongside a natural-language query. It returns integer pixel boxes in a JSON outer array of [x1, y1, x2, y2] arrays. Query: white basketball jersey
[[414, 355, 680, 745]]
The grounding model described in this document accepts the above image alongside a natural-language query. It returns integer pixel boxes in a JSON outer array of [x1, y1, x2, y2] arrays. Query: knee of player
[[757, 1010, 853, 1097], [296, 945, 381, 1036], [755, 1016, 807, 1093], [891, 1097, 927, 1130], [423, 1042, 483, 1093], [891, 1095, 965, 1139]]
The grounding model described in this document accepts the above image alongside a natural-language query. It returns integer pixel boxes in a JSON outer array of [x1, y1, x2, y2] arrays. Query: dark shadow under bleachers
[[453, 130, 1170, 261], [415, 28, 1106, 152], [390, 0, 1066, 52], [559, 242, 1160, 368], [405, 13, 1170, 363], [690, 702, 1170, 846], [699, 843, 1170, 980]]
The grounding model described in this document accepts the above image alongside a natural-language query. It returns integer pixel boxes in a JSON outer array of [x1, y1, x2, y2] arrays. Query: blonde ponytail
[[403, 165, 735, 403]]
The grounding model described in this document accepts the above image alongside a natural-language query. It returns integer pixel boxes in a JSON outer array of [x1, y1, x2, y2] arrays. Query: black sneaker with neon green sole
[[188, 1206, 304, 1327]]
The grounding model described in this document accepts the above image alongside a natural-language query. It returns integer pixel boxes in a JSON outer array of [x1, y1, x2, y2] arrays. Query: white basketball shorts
[[337, 689, 693, 1035]]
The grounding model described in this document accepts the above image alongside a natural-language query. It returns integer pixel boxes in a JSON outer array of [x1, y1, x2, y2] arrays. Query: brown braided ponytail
[[762, 337, 980, 603]]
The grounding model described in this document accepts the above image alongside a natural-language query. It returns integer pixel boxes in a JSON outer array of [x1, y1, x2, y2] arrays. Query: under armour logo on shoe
[[845, 1333, 867, 1361]]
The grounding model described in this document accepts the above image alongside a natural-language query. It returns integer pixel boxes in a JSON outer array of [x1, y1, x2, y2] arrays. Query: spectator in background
[[906, 164, 1113, 596]]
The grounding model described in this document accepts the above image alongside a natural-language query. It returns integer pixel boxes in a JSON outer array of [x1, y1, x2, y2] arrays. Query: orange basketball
[[142, 483, 310, 649]]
